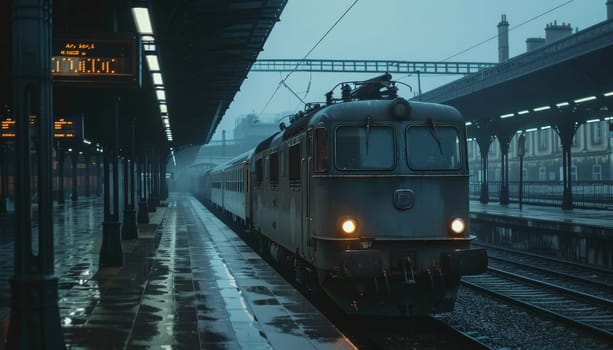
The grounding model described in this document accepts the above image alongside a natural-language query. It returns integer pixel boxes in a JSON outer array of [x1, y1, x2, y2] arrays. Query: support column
[[99, 96, 123, 267], [122, 117, 138, 239], [160, 155, 168, 201], [554, 117, 582, 210], [56, 142, 65, 204], [496, 130, 514, 205], [0, 143, 7, 214], [122, 156, 137, 239], [71, 150, 78, 201], [96, 152, 102, 196], [2, 144, 9, 211], [147, 148, 158, 211], [130, 149, 136, 212], [137, 158, 149, 224], [476, 134, 493, 204], [7, 0, 65, 348], [84, 154, 91, 197]]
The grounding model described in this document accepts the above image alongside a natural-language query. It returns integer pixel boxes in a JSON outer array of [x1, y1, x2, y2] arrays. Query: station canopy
[[150, 0, 287, 146]]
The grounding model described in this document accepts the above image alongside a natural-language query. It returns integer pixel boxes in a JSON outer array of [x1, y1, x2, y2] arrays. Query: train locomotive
[[191, 73, 488, 316]]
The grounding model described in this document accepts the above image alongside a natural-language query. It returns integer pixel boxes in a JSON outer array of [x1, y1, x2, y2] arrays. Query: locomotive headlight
[[339, 218, 357, 235], [450, 218, 466, 234]]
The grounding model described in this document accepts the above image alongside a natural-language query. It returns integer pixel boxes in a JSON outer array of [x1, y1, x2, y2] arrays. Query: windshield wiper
[[428, 118, 443, 155]]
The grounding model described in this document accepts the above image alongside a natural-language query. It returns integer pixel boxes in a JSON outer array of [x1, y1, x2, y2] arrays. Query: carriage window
[[406, 126, 461, 170], [314, 128, 329, 172], [269, 152, 279, 190], [289, 143, 301, 190], [335, 126, 394, 170]]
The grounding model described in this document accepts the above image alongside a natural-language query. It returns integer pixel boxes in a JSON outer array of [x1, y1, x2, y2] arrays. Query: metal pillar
[[554, 117, 582, 210], [137, 158, 149, 224], [96, 153, 102, 196], [154, 157, 161, 206], [84, 154, 91, 197], [496, 130, 514, 205], [70, 151, 78, 201], [99, 97, 123, 267], [122, 117, 138, 238], [476, 135, 493, 204], [122, 156, 138, 240], [1, 144, 8, 212], [0, 144, 7, 214], [147, 148, 158, 211], [7, 0, 65, 348], [56, 143, 65, 204], [160, 157, 168, 200], [129, 148, 136, 211]]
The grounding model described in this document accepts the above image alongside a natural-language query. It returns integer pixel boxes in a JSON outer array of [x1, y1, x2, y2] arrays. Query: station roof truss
[[418, 19, 613, 136], [150, 0, 287, 147]]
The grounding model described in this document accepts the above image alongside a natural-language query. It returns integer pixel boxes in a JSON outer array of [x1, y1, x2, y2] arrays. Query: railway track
[[473, 242, 613, 297], [463, 242, 613, 341]]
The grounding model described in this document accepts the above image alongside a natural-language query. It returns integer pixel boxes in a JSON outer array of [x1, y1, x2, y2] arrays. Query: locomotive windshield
[[407, 125, 462, 170], [335, 126, 395, 170]]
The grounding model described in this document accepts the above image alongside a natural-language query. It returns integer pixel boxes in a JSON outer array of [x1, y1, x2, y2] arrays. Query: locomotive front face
[[308, 100, 487, 315]]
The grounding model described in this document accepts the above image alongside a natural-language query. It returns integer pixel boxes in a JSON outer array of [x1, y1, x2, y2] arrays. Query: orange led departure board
[[54, 116, 84, 139], [1, 115, 84, 139], [1, 117, 16, 138], [1, 116, 36, 138], [52, 34, 141, 87]]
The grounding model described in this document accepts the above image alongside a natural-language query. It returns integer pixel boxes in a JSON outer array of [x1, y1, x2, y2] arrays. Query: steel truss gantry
[[251, 59, 497, 75]]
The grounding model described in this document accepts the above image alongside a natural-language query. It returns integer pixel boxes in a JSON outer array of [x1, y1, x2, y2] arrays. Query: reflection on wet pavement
[[0, 195, 356, 349]]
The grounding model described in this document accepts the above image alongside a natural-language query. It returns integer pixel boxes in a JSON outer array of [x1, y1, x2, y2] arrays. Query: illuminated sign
[[1, 117, 16, 138], [54, 116, 84, 139], [52, 34, 141, 87], [1, 115, 36, 138], [1, 115, 84, 139]]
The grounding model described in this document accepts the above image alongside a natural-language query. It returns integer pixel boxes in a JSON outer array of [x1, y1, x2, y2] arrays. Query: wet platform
[[0, 194, 356, 349], [470, 200, 613, 233], [469, 200, 613, 268]]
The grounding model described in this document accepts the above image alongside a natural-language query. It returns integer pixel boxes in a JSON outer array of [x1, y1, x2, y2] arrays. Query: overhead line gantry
[[251, 59, 497, 75]]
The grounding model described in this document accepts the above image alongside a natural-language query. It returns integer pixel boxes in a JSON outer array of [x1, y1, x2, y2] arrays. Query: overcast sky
[[211, 0, 606, 140]]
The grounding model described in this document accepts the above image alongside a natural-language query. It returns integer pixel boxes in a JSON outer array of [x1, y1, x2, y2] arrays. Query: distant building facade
[[468, 120, 613, 183], [193, 113, 282, 167]]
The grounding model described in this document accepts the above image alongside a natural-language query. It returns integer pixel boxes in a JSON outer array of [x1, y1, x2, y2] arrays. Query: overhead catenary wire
[[440, 0, 575, 62], [259, 0, 360, 116]]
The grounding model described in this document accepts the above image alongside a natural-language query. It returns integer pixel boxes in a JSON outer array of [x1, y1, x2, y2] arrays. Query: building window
[[488, 139, 498, 158], [591, 122, 602, 145], [571, 165, 577, 182], [522, 134, 529, 155], [538, 129, 549, 151], [539, 166, 546, 181], [593, 164, 602, 181], [468, 140, 476, 160]]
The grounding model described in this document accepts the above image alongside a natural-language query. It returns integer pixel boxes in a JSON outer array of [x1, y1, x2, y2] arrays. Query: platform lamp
[[130, 1, 154, 36]]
